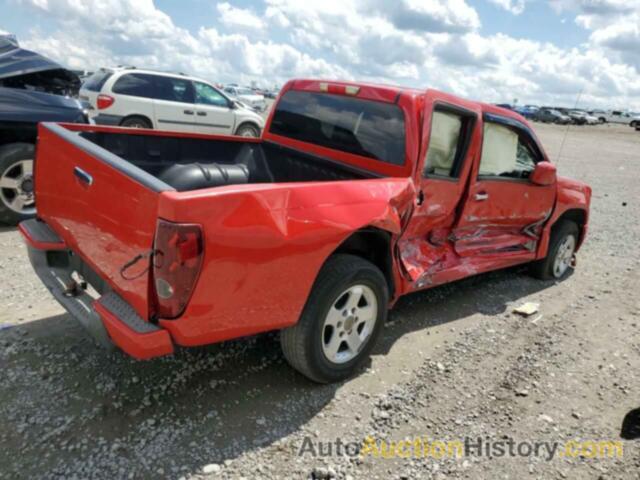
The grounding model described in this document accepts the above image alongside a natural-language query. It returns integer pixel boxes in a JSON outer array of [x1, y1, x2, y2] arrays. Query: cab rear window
[[269, 90, 406, 165]]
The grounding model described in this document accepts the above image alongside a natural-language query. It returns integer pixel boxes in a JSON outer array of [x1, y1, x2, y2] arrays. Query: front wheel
[[280, 254, 388, 383], [530, 221, 579, 280], [0, 143, 36, 225]]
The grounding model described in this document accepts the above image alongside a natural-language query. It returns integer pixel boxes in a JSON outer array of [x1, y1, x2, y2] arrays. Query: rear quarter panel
[[156, 178, 414, 346]]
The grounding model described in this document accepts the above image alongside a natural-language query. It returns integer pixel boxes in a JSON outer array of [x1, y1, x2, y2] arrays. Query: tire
[[280, 254, 388, 383], [599, 117, 606, 124], [530, 221, 579, 280], [631, 121, 638, 128], [0, 143, 36, 225], [120, 116, 152, 129], [235, 123, 260, 138]]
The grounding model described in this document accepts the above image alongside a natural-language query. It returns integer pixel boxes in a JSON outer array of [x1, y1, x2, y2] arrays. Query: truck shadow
[[0, 266, 559, 478]]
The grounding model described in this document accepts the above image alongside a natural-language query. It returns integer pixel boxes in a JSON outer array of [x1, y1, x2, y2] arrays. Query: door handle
[[197, 111, 207, 116], [74, 166, 93, 186], [183, 109, 194, 115], [474, 192, 489, 201]]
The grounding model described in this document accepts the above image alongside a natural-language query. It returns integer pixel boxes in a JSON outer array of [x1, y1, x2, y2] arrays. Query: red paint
[[18, 221, 66, 251], [95, 301, 174, 359], [36, 125, 160, 319], [530, 162, 557, 186], [30, 79, 591, 359]]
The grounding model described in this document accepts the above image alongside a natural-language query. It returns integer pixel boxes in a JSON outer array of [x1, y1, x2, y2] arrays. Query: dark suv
[[0, 35, 87, 225]]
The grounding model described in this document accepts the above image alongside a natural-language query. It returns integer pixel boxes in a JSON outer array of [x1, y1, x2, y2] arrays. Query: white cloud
[[11, 0, 640, 109], [216, 2, 265, 30], [549, 0, 640, 70], [367, 0, 481, 33], [488, 0, 526, 15]]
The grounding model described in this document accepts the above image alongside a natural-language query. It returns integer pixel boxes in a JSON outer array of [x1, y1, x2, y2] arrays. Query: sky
[[1, 0, 640, 110]]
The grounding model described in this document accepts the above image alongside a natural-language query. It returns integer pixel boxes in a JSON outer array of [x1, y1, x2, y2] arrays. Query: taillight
[[153, 220, 203, 319], [97, 94, 115, 110]]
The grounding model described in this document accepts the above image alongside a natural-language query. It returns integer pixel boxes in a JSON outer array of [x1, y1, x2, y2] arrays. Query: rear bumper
[[19, 218, 173, 360], [91, 113, 123, 126]]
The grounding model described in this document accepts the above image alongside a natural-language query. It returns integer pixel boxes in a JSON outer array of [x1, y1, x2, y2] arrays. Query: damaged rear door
[[451, 113, 556, 258], [397, 91, 481, 285]]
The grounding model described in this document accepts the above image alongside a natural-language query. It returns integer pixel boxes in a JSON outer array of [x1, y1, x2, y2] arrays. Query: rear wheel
[[120, 116, 152, 129], [530, 221, 579, 280], [280, 254, 388, 383], [0, 143, 36, 225], [235, 123, 260, 138]]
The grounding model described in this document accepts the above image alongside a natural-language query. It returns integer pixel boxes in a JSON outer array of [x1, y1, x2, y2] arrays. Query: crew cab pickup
[[21, 79, 591, 383]]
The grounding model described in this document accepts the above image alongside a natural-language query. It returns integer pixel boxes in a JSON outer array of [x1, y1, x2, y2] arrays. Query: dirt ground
[[0, 123, 639, 480]]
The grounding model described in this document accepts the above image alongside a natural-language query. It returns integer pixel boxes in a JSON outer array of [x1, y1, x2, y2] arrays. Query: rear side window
[[82, 70, 112, 92], [269, 90, 406, 165], [154, 76, 195, 103], [479, 123, 539, 179], [111, 73, 156, 99]]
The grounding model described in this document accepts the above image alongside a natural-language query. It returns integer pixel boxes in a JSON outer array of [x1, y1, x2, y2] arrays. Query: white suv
[[80, 68, 264, 137]]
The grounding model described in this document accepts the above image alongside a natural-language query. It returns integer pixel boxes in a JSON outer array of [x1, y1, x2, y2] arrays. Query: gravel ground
[[0, 123, 639, 479]]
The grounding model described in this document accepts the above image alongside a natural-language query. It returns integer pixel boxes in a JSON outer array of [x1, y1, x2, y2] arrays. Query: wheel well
[[553, 208, 586, 243], [333, 228, 395, 297], [120, 114, 152, 127], [235, 121, 261, 135]]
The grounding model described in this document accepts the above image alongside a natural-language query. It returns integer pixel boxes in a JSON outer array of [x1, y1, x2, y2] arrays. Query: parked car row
[[496, 103, 640, 129], [222, 85, 267, 112]]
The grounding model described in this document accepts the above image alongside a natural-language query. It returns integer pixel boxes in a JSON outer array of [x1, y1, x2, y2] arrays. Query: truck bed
[[79, 127, 373, 190]]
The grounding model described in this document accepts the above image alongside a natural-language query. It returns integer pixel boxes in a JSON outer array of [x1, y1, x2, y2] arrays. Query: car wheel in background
[[120, 116, 152, 129], [0, 143, 36, 226], [530, 221, 579, 281], [599, 117, 606, 124], [280, 254, 388, 383], [235, 123, 260, 138]]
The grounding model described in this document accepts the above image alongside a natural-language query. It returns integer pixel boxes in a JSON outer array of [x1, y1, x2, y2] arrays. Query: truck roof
[[286, 78, 530, 125]]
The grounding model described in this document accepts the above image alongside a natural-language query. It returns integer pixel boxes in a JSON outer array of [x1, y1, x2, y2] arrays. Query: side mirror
[[530, 161, 557, 186], [229, 100, 238, 110]]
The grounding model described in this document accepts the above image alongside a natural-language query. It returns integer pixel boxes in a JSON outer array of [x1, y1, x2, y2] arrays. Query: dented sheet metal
[[155, 177, 415, 346]]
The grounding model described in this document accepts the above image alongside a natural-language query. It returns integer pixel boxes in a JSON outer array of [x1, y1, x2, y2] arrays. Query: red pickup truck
[[20, 79, 591, 383]]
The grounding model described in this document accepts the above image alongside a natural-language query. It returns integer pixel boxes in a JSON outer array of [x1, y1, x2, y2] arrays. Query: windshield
[[270, 90, 406, 166]]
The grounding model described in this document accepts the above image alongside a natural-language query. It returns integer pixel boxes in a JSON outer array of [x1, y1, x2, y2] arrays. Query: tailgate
[[35, 123, 174, 319]]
